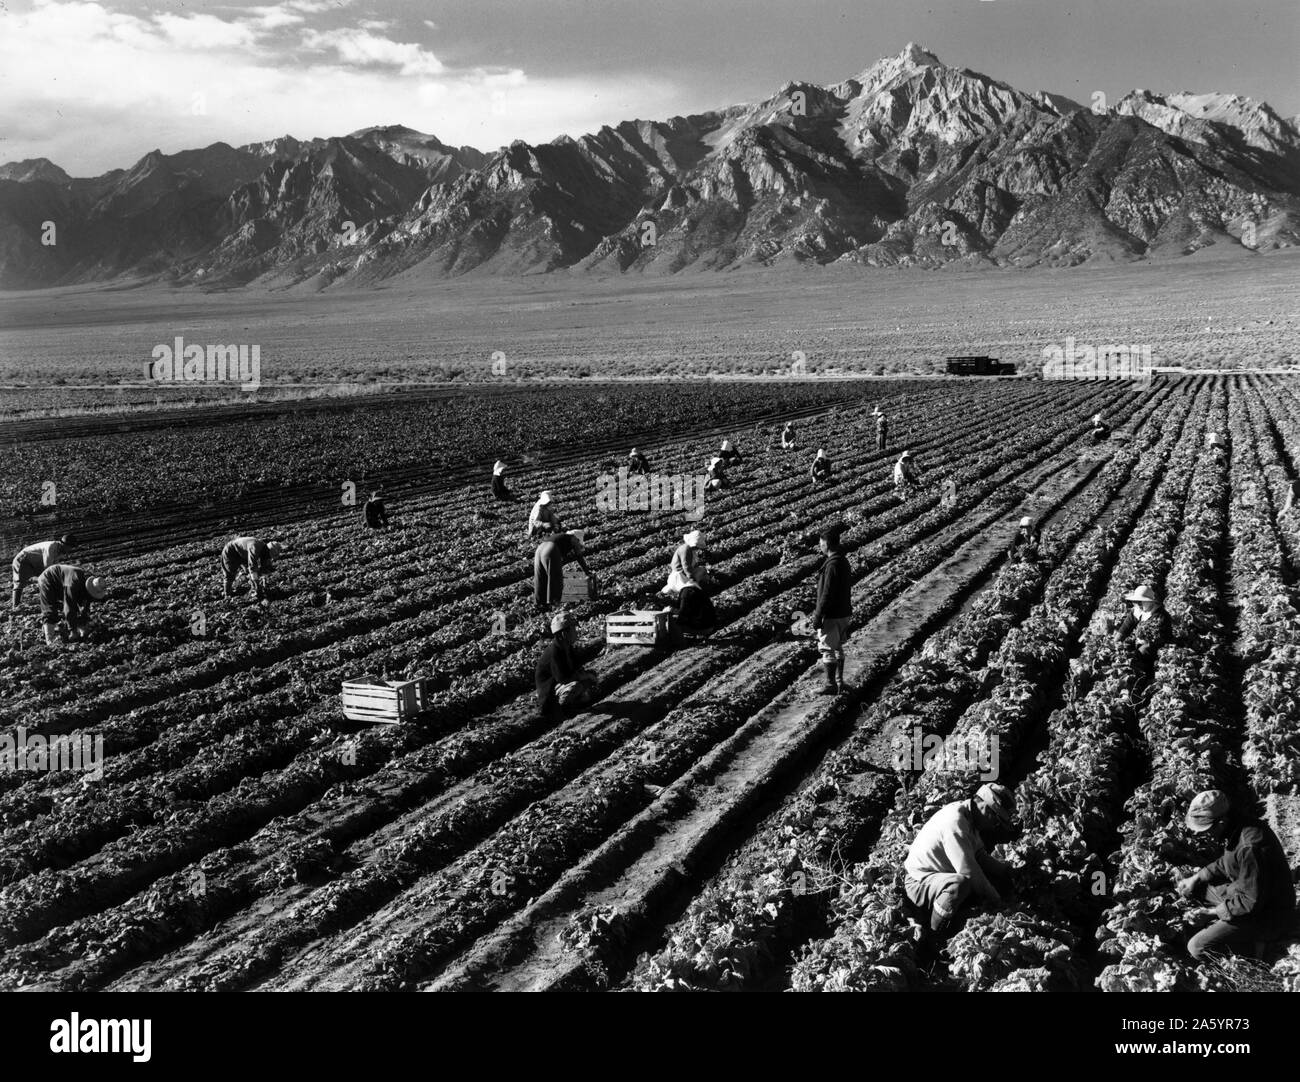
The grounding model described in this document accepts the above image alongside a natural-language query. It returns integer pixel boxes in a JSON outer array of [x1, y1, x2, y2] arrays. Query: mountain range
[[2, 44, 1298, 289]]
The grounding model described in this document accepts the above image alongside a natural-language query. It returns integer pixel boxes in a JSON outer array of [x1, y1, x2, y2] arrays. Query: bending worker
[[1177, 790, 1296, 962], [12, 533, 75, 610], [627, 448, 651, 476], [363, 490, 389, 530], [221, 536, 281, 601], [706, 454, 730, 491], [528, 491, 563, 537], [38, 563, 107, 646], [535, 612, 597, 720], [811, 448, 833, 485], [534, 529, 591, 613], [893, 450, 921, 497], [1091, 413, 1111, 442], [718, 439, 743, 466], [904, 782, 1016, 936], [491, 461, 516, 501]]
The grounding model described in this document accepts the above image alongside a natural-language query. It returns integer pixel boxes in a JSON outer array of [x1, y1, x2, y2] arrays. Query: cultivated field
[[1, 253, 1297, 410], [1, 373, 1299, 991]]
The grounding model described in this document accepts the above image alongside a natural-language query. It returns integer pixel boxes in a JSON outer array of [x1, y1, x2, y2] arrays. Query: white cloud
[[301, 27, 445, 76]]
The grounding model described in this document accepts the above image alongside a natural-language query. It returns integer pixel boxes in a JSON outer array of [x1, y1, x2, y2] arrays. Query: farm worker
[[1007, 516, 1041, 561], [1111, 584, 1166, 659], [718, 439, 743, 466], [811, 523, 852, 694], [627, 448, 651, 476], [534, 529, 591, 613], [1176, 791, 1296, 962], [535, 612, 597, 720], [528, 491, 564, 537], [706, 455, 730, 491], [873, 407, 888, 451], [363, 490, 389, 529], [810, 448, 833, 485], [1091, 413, 1110, 442], [903, 783, 1017, 935], [491, 461, 516, 501], [1283, 479, 1299, 518], [781, 423, 797, 450], [221, 536, 281, 601], [665, 529, 716, 630], [1207, 432, 1229, 459], [893, 451, 921, 495], [37, 564, 107, 646], [11, 533, 74, 609]]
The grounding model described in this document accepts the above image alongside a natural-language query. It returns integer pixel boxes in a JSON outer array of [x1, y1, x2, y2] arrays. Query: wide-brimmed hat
[[60, 533, 76, 546], [1019, 516, 1032, 527], [900, 450, 912, 459], [1207, 433, 1224, 447], [683, 529, 703, 547], [569, 528, 586, 545], [975, 783, 1015, 825], [266, 541, 283, 554], [493, 460, 506, 474], [550, 612, 577, 634], [537, 491, 551, 505], [629, 447, 639, 455], [816, 448, 827, 458], [1185, 789, 1229, 833], [721, 439, 734, 452], [85, 575, 108, 600], [1124, 585, 1159, 604], [871, 406, 883, 416]]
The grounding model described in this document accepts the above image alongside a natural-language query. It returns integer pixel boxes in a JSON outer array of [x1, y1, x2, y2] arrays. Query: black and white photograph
[[0, 0, 1297, 1061]]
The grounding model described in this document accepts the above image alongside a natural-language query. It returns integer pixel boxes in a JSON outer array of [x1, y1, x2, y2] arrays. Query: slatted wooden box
[[341, 678, 429, 724], [605, 610, 676, 647], [561, 571, 598, 603]]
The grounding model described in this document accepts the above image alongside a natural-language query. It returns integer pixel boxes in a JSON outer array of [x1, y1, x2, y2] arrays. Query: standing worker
[[718, 439, 743, 466], [1091, 413, 1111, 442], [534, 529, 592, 613], [528, 491, 564, 537], [363, 490, 389, 530], [873, 407, 889, 452], [37, 563, 107, 646], [811, 523, 852, 694], [535, 612, 597, 720], [1177, 790, 1296, 962], [664, 528, 716, 630], [11, 533, 74, 610], [627, 448, 651, 476], [903, 783, 1017, 937], [221, 536, 281, 601], [893, 451, 921, 498], [781, 423, 797, 450], [491, 461, 516, 501], [810, 448, 833, 485]]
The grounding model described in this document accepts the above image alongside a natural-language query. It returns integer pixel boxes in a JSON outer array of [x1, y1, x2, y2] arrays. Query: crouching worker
[[363, 490, 389, 529], [705, 455, 730, 491], [11, 534, 74, 609], [38, 564, 107, 646], [1007, 516, 1041, 562], [627, 447, 651, 476], [222, 536, 281, 601], [781, 422, 797, 450], [1177, 790, 1296, 963], [534, 529, 591, 614], [812, 524, 852, 694], [904, 783, 1016, 937], [664, 529, 716, 630], [810, 448, 833, 485], [535, 612, 597, 720]]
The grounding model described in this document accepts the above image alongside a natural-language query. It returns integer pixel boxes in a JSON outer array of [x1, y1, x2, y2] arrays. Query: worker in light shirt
[[11, 534, 75, 610], [903, 782, 1016, 936]]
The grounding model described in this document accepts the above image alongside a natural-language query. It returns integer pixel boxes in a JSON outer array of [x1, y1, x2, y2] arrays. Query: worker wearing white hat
[[810, 448, 833, 485], [1007, 516, 1042, 562], [1091, 413, 1111, 442], [528, 490, 564, 537], [873, 407, 889, 451], [1176, 790, 1296, 962], [535, 611, 597, 720], [781, 422, 797, 450], [664, 529, 716, 629], [37, 564, 107, 646], [705, 454, 730, 491], [627, 447, 651, 476], [718, 438, 743, 466], [904, 782, 1017, 936], [491, 460, 516, 501], [893, 450, 921, 496], [534, 529, 591, 613], [1108, 583, 1165, 657], [221, 536, 280, 601]]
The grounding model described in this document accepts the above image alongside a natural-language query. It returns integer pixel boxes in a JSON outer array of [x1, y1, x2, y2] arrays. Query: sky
[[1, 0, 1297, 175]]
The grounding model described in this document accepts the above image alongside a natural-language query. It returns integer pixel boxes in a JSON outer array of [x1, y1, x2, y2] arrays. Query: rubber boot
[[43, 623, 59, 647], [10, 588, 20, 612], [836, 658, 847, 690], [819, 662, 838, 695]]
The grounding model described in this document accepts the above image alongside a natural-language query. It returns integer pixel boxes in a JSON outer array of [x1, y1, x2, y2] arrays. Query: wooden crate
[[561, 571, 598, 603], [606, 609, 676, 647], [341, 679, 427, 724]]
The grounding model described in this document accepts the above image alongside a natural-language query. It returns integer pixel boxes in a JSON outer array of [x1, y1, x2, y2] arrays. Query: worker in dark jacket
[[1177, 790, 1296, 962], [810, 448, 833, 485], [491, 461, 516, 501], [781, 423, 797, 450], [627, 448, 651, 476], [811, 523, 853, 694], [1110, 584, 1166, 659], [363, 490, 389, 529], [38, 564, 107, 646], [534, 529, 592, 613], [11, 533, 74, 610], [718, 439, 743, 466], [873, 407, 888, 451], [1007, 516, 1041, 562], [221, 536, 281, 601], [535, 612, 597, 720], [1091, 413, 1110, 442]]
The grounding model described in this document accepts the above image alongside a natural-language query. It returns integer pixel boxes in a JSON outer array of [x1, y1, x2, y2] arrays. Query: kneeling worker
[[904, 782, 1016, 936], [535, 612, 597, 720], [810, 448, 833, 485]]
